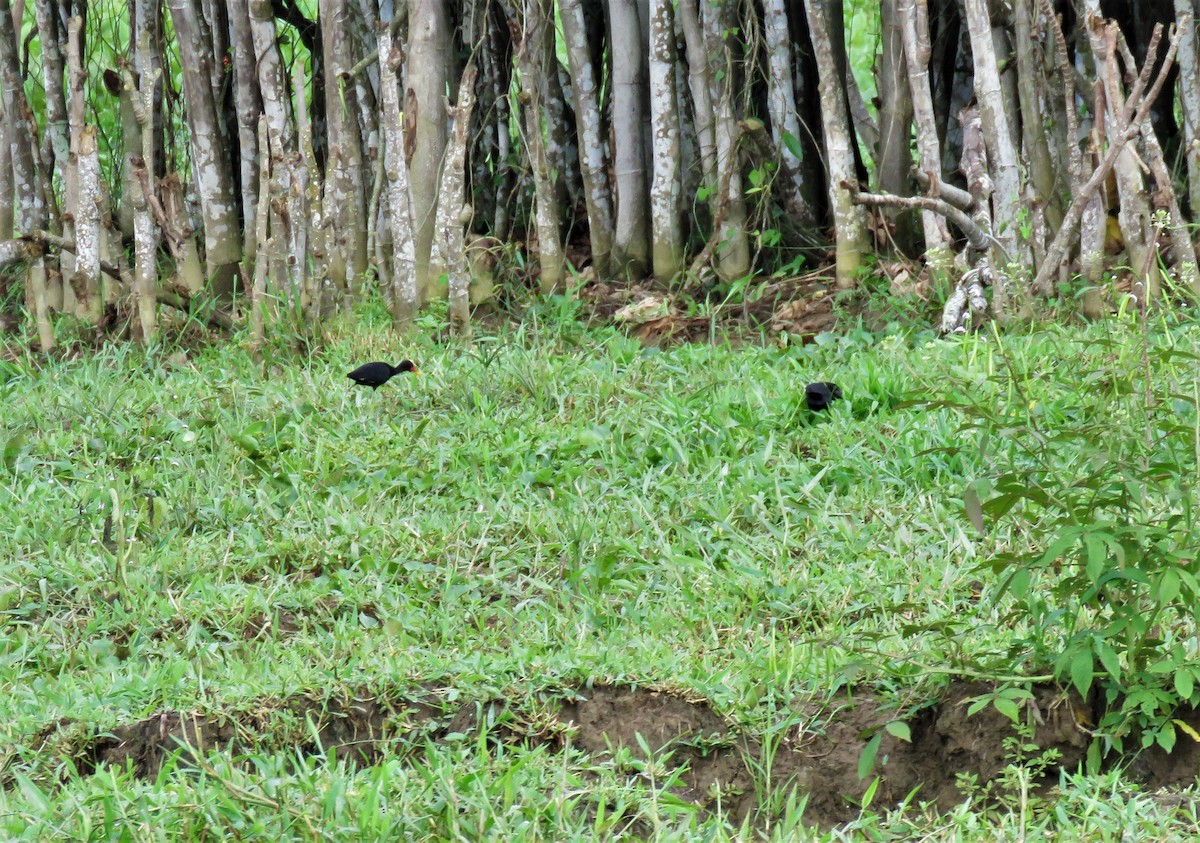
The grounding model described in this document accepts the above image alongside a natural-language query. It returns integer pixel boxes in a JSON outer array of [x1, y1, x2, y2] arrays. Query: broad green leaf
[[1070, 648, 1094, 697], [1157, 568, 1182, 603], [858, 733, 882, 780], [1095, 639, 1121, 682], [993, 697, 1021, 723], [781, 131, 804, 161], [1175, 668, 1194, 701], [1156, 722, 1177, 752], [884, 721, 912, 743]]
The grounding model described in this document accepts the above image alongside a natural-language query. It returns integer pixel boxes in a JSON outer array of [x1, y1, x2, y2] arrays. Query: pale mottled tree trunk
[[1176, 2, 1200, 219], [438, 66, 479, 337], [1080, 4, 1154, 301], [899, 0, 952, 263], [292, 59, 323, 324], [250, 117, 271, 349], [33, 0, 67, 226], [608, 0, 651, 279], [379, 23, 418, 327], [874, 0, 914, 251], [168, 0, 242, 299], [803, 0, 865, 289], [2, 0, 49, 347], [648, 0, 682, 282], [407, 0, 449, 302], [700, 0, 750, 281], [248, 0, 294, 151], [677, 0, 717, 201], [1013, 0, 1060, 236], [72, 126, 102, 326], [503, 0, 564, 294], [321, 0, 370, 300], [560, 0, 615, 277], [963, 0, 1023, 314], [229, 1, 262, 267], [132, 0, 165, 178]]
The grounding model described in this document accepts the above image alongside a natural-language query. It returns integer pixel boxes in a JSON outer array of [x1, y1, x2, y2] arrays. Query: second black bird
[[804, 381, 843, 412], [347, 359, 421, 390]]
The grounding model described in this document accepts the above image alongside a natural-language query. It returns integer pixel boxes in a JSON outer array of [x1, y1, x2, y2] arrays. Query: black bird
[[804, 381, 843, 412], [347, 359, 420, 390]]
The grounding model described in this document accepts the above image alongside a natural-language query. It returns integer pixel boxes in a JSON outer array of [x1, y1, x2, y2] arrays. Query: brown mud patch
[[20, 680, 1200, 829]]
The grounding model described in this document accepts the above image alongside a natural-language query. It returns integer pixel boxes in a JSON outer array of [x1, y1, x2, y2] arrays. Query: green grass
[[2, 307, 1199, 839]]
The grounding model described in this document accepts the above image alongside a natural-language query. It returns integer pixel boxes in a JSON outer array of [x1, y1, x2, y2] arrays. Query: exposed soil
[[17, 679, 1200, 830]]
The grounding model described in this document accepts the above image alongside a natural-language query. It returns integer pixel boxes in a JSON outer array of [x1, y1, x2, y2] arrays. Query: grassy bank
[[2, 308, 1198, 839]]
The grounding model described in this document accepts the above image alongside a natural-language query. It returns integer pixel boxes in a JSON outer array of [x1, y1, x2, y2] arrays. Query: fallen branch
[[848, 188, 994, 255], [910, 169, 975, 212]]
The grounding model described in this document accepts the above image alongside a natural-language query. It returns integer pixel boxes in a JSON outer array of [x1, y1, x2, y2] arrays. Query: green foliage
[[4, 316, 1200, 839], [946, 322, 1200, 759]]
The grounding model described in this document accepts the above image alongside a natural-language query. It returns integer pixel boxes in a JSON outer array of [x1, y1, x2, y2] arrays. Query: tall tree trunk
[[1174, 0, 1200, 218], [700, 0, 750, 281], [321, 0, 370, 301], [72, 126, 103, 326], [1080, 4, 1154, 301], [33, 0, 68, 228], [503, 0, 565, 294], [803, 0, 865, 289], [648, 0, 682, 282], [608, 0, 651, 279], [560, 0, 615, 277], [168, 0, 243, 300], [379, 22, 418, 327], [132, 0, 165, 178], [1013, 0, 1060, 236], [874, 0, 915, 253], [963, 0, 1023, 315], [2, 0, 50, 347], [897, 0, 950, 264], [763, 0, 817, 229], [229, 0, 262, 267], [439, 65, 479, 336], [407, 0, 449, 301]]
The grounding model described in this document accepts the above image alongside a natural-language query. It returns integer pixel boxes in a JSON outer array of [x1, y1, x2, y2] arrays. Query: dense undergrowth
[[1, 301, 1199, 839]]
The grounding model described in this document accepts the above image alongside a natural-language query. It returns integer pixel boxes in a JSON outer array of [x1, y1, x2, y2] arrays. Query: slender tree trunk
[[250, 117, 271, 349], [321, 0, 370, 300], [407, 0, 449, 301], [701, 0, 750, 281], [168, 0, 242, 299], [899, 0, 952, 262], [963, 0, 1023, 315], [560, 0, 615, 277], [763, 0, 817, 229], [1174, 1, 1200, 218], [132, 0, 165, 178], [678, 0, 717, 202], [439, 66, 479, 336], [648, 0, 682, 282], [502, 0, 565, 294], [874, 0, 915, 252], [1080, 5, 1155, 300], [72, 126, 103, 326], [229, 0, 262, 267], [3, 0, 50, 346], [1013, 0, 1060, 236], [33, 0, 68, 226], [379, 22, 418, 327], [608, 0, 651, 279], [804, 0, 865, 289]]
